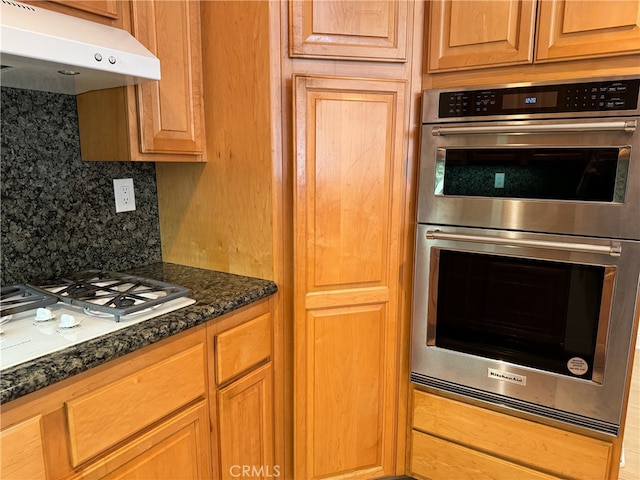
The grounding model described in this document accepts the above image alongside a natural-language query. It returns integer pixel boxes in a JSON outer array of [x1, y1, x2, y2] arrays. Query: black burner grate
[[0, 285, 58, 318], [30, 270, 191, 322]]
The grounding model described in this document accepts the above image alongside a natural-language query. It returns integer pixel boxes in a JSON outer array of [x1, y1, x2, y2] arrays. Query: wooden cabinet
[[65, 343, 207, 466], [209, 299, 276, 480], [0, 326, 211, 480], [289, 0, 410, 61], [217, 365, 275, 480], [0, 415, 47, 480], [536, 0, 640, 62], [25, 1, 122, 26], [50, 1, 119, 20], [293, 75, 407, 480], [428, 0, 537, 71], [0, 299, 278, 480], [410, 390, 616, 480], [77, 0, 205, 162], [428, 0, 640, 72], [78, 402, 211, 480]]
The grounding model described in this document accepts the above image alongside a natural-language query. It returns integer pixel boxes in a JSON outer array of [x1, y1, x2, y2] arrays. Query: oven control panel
[[438, 79, 640, 118]]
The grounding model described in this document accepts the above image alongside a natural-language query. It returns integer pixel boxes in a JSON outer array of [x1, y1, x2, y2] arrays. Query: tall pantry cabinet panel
[[289, 0, 409, 61], [428, 0, 537, 71], [536, 0, 640, 62], [77, 0, 205, 162], [293, 75, 407, 480]]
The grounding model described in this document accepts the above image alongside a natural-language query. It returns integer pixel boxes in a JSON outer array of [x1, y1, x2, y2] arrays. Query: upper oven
[[418, 77, 640, 239]]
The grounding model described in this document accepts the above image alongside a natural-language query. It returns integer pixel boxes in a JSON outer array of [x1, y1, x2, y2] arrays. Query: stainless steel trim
[[613, 146, 631, 203], [592, 267, 616, 384], [410, 373, 620, 436], [426, 230, 622, 256], [431, 120, 637, 136]]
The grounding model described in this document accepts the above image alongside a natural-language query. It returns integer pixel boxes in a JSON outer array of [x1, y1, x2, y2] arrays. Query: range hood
[[0, 0, 160, 95]]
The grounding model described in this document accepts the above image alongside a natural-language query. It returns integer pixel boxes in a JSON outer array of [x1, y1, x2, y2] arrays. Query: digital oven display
[[502, 91, 558, 109]]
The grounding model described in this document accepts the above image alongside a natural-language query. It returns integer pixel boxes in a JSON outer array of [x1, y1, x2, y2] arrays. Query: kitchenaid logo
[[230, 465, 280, 478], [488, 368, 527, 386]]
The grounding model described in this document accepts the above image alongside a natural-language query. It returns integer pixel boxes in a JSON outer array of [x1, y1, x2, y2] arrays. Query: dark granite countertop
[[0, 262, 277, 405]]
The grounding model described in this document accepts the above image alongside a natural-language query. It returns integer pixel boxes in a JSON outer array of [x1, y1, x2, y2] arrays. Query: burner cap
[[114, 297, 136, 308]]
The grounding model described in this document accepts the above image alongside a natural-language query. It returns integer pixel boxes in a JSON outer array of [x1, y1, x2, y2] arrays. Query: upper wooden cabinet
[[428, 0, 537, 71], [25, 0, 122, 26], [78, 0, 206, 162], [536, 0, 640, 62], [289, 0, 410, 61], [428, 0, 640, 72], [51, 0, 119, 20]]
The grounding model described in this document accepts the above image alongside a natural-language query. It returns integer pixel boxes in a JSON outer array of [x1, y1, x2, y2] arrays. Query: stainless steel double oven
[[411, 76, 640, 435]]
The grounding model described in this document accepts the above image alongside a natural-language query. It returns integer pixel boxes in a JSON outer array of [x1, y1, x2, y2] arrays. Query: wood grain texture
[[133, 0, 205, 156], [217, 364, 275, 480], [0, 415, 46, 480], [156, 0, 274, 278], [536, 0, 640, 62], [412, 390, 613, 480], [428, 0, 536, 71], [289, 0, 409, 61], [25, 0, 122, 26], [51, 0, 118, 19], [293, 75, 407, 480], [411, 431, 563, 480], [79, 402, 211, 480], [207, 299, 277, 480], [215, 312, 272, 385], [0, 327, 208, 480], [66, 344, 207, 466]]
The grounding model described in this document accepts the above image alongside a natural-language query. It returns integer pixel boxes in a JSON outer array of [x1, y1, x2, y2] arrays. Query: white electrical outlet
[[113, 178, 136, 213]]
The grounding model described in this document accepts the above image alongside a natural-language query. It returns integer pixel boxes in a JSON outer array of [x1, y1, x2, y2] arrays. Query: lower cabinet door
[[0, 415, 47, 480], [79, 402, 211, 480], [216, 364, 275, 480]]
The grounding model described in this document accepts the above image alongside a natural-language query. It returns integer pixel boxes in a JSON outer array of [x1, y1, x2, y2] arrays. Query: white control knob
[[35, 308, 54, 322], [59, 314, 78, 328]]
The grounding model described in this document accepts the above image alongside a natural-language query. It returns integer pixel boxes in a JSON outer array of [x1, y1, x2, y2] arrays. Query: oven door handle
[[431, 120, 637, 136], [426, 230, 622, 257]]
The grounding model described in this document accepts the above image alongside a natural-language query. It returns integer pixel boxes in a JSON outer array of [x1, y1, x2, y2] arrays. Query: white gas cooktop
[[0, 297, 195, 370]]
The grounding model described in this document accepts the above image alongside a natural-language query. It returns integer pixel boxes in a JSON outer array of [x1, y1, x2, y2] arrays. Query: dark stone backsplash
[[1, 87, 162, 285]]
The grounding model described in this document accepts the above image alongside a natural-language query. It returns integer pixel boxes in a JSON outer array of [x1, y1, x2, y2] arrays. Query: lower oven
[[411, 76, 640, 436], [411, 224, 640, 434]]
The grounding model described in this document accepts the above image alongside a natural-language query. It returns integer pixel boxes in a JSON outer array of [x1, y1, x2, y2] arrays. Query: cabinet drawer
[[66, 343, 206, 466], [215, 311, 271, 385], [412, 390, 612, 479], [411, 430, 561, 480]]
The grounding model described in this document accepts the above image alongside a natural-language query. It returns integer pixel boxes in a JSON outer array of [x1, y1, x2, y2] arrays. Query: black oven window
[[435, 250, 605, 379], [441, 148, 622, 202]]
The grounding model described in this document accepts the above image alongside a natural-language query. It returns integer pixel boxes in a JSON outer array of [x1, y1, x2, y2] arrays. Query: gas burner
[[32, 270, 191, 322]]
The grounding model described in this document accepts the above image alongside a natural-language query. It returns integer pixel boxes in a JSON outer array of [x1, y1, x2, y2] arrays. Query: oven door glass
[[429, 249, 614, 383], [435, 147, 629, 202]]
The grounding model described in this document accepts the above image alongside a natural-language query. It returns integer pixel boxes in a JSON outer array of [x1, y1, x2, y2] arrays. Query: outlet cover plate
[[113, 178, 136, 213]]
